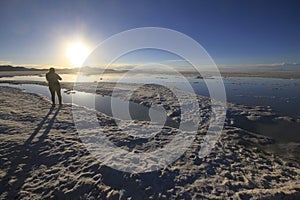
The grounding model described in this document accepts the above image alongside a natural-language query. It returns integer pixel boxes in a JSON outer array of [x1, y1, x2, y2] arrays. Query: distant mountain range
[[0, 65, 46, 71], [220, 62, 300, 72], [0, 65, 127, 73], [3, 63, 298, 73]]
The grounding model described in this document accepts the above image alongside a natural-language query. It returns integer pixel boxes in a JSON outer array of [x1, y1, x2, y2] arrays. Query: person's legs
[[49, 87, 55, 106], [56, 87, 62, 105]]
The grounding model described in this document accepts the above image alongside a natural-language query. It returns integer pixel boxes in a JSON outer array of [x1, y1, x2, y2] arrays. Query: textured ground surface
[[0, 86, 299, 199]]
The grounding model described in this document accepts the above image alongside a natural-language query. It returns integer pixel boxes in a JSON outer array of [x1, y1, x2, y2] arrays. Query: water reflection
[[0, 83, 179, 128], [1, 74, 300, 117]]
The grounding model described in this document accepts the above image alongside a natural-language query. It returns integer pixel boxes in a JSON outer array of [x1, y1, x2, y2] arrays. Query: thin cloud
[[219, 62, 299, 68], [164, 59, 188, 63], [0, 60, 11, 65]]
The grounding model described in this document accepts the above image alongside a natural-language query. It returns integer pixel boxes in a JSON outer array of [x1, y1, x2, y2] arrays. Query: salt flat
[[0, 86, 299, 199]]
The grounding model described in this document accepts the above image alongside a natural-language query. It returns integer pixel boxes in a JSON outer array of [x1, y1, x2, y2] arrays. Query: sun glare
[[66, 43, 89, 67]]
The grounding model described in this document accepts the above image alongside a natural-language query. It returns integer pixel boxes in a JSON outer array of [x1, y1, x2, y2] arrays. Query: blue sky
[[0, 0, 299, 68]]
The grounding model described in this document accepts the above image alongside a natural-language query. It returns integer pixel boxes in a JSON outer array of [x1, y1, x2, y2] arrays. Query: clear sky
[[0, 0, 299, 68]]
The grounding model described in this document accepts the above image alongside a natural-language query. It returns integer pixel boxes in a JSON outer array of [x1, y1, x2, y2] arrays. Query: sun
[[66, 43, 89, 67]]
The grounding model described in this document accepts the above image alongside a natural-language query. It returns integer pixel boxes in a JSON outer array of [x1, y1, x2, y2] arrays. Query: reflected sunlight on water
[[1, 74, 300, 117], [0, 73, 123, 83]]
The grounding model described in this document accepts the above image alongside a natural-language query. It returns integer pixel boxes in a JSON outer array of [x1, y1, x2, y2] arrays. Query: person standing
[[46, 68, 62, 106]]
